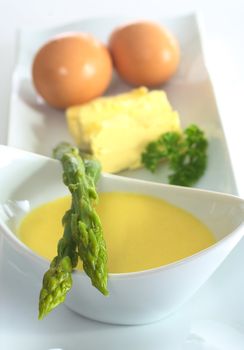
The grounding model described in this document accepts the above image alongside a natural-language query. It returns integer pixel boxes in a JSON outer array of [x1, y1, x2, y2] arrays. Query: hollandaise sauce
[[18, 192, 216, 273]]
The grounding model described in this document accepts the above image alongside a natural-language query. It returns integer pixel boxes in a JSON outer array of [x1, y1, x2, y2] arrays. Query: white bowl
[[0, 145, 244, 325]]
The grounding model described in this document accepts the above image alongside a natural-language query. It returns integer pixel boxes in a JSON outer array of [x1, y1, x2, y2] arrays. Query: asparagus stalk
[[38, 143, 108, 319]]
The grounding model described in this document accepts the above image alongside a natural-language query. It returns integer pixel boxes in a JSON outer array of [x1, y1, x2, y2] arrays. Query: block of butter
[[66, 87, 181, 173]]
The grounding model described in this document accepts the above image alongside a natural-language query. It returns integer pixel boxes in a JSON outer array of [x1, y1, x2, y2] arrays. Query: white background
[[0, 0, 244, 194], [1, 2, 244, 348]]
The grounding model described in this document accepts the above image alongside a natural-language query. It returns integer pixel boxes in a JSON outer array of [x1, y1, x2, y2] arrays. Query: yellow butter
[[66, 87, 181, 173]]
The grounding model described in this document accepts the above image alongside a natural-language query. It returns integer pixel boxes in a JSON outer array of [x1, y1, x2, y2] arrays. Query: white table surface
[[0, 0, 244, 195], [1, 1, 244, 348]]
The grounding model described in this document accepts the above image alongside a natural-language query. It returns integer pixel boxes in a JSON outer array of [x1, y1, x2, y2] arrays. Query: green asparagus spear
[[38, 210, 78, 319], [38, 256, 73, 319], [38, 143, 108, 319], [56, 143, 108, 294]]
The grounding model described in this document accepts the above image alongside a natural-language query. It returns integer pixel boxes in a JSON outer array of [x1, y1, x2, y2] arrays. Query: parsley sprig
[[141, 125, 208, 187]]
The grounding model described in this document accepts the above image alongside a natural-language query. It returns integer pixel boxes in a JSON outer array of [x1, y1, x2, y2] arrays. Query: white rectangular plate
[[2, 13, 244, 350], [7, 13, 237, 194]]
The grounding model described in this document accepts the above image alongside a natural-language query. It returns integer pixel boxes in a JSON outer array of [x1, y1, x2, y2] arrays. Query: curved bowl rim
[[0, 146, 243, 280]]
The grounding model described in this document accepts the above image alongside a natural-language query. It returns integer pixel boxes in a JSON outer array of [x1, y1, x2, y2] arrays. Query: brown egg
[[109, 21, 180, 87], [32, 33, 113, 109]]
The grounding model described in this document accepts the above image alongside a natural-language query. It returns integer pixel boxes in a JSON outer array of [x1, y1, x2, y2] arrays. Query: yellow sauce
[[18, 192, 216, 273]]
